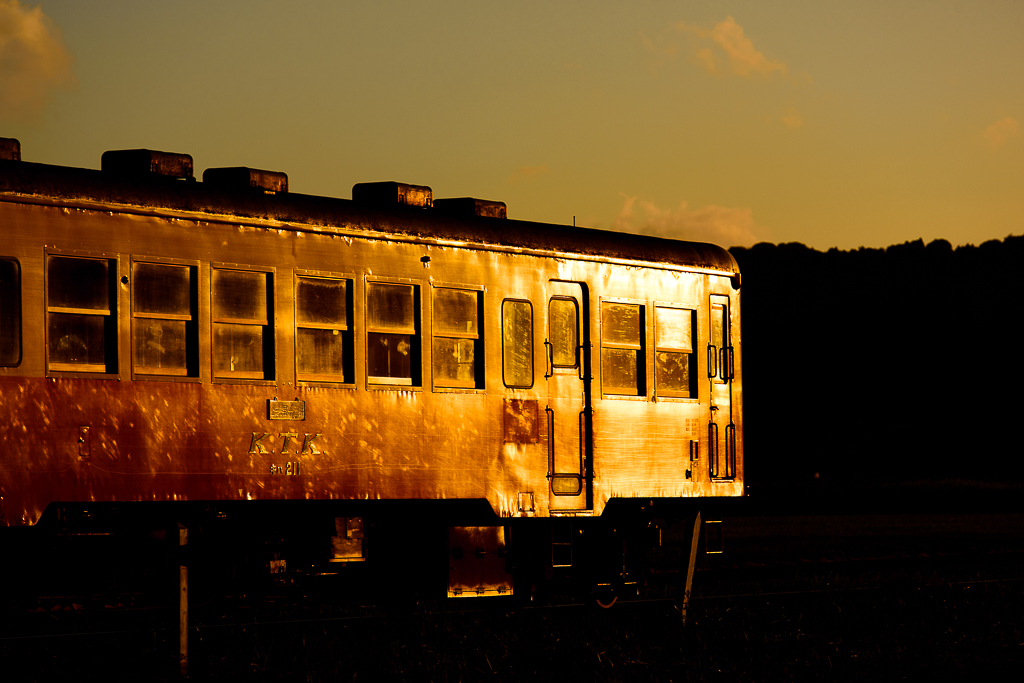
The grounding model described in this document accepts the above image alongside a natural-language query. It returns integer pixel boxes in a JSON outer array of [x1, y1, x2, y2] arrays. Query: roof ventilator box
[[101, 149, 194, 181], [352, 181, 432, 208]]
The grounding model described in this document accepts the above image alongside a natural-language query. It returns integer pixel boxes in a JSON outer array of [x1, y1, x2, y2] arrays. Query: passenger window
[[432, 287, 481, 389], [296, 276, 353, 383], [549, 297, 578, 368], [0, 258, 20, 366], [46, 255, 117, 373], [602, 302, 644, 396], [367, 281, 419, 385], [502, 299, 533, 388], [655, 306, 695, 398], [212, 267, 273, 380], [132, 262, 197, 377]]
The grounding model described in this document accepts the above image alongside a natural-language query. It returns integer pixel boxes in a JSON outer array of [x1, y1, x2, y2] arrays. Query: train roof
[[0, 157, 739, 276]]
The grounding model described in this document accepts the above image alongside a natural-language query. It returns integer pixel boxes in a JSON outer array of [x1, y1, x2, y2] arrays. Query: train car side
[[0, 150, 741, 599]]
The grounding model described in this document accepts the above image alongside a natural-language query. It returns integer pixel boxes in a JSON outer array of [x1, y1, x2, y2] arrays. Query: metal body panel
[[0, 161, 743, 527]]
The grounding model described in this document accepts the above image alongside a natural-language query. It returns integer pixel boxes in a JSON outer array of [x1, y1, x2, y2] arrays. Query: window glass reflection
[[433, 287, 480, 389], [367, 282, 418, 385], [296, 276, 351, 383], [549, 298, 578, 368], [655, 306, 695, 397], [601, 302, 643, 396], [367, 283, 414, 333], [134, 263, 190, 316], [502, 300, 533, 388], [213, 269, 267, 322], [0, 258, 21, 366], [47, 256, 116, 373], [212, 268, 272, 380]]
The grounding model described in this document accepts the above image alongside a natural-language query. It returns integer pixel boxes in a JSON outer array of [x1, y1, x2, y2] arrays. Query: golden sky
[[2, 0, 1021, 250]]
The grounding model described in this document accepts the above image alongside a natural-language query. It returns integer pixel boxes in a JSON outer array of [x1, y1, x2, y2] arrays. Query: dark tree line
[[729, 236, 1024, 484]]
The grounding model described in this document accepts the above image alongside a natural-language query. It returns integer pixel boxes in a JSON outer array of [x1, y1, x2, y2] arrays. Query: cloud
[[677, 16, 786, 78], [507, 164, 550, 185], [781, 107, 804, 129], [612, 194, 767, 248], [980, 117, 1019, 150], [639, 32, 680, 70], [0, 0, 75, 120]]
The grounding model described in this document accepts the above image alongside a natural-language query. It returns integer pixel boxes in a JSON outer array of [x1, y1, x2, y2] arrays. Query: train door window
[[296, 275, 353, 383], [602, 302, 645, 396], [655, 306, 696, 398], [549, 297, 578, 368], [709, 300, 730, 383], [367, 281, 419, 386], [46, 255, 117, 374], [502, 299, 533, 388], [212, 267, 274, 381], [132, 262, 197, 377], [432, 287, 482, 389], [0, 258, 20, 366]]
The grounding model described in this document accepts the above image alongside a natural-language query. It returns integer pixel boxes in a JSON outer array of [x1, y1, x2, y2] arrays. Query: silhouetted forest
[[730, 236, 1024, 484]]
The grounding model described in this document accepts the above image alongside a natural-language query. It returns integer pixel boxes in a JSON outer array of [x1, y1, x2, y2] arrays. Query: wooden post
[[178, 523, 188, 677], [681, 511, 701, 626]]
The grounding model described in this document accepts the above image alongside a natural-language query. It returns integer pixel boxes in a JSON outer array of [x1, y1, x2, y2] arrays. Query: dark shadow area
[[730, 235, 1024, 485]]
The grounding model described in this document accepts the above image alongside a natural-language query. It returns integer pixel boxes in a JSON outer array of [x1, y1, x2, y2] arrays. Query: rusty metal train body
[[0, 145, 742, 598]]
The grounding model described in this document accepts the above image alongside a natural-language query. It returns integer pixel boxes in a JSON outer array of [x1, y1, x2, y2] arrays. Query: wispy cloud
[[781, 107, 804, 129], [612, 194, 767, 248], [507, 164, 550, 185], [0, 0, 75, 120], [677, 16, 786, 78], [980, 117, 1019, 150]]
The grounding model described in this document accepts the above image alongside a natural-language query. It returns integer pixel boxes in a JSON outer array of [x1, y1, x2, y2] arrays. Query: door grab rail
[[707, 344, 718, 378], [546, 405, 554, 478], [708, 421, 719, 478], [578, 408, 587, 476], [725, 422, 736, 479], [720, 346, 735, 381]]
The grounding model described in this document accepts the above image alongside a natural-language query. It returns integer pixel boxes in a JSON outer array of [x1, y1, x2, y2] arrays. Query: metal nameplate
[[268, 399, 305, 421]]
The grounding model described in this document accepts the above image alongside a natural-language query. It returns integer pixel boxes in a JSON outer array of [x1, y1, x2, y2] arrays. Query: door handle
[[707, 344, 718, 378], [578, 409, 587, 475], [708, 421, 719, 478], [546, 405, 554, 477]]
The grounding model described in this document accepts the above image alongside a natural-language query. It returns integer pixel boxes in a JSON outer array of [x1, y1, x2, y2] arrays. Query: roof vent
[[352, 181, 432, 209], [101, 149, 194, 180], [203, 167, 288, 194], [433, 197, 507, 219], [0, 137, 21, 161]]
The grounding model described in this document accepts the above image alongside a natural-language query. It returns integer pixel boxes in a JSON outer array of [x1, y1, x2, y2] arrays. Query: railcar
[[0, 139, 742, 601]]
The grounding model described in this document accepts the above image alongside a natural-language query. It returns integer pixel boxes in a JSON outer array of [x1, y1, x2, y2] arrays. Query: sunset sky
[[1, 0, 1022, 250]]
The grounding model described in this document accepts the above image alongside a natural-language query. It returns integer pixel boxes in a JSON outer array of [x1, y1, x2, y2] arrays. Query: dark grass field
[[3, 483, 1023, 681]]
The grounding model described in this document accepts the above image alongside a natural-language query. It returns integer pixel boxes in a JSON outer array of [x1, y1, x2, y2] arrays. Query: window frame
[[294, 269, 356, 387], [210, 262, 276, 385], [431, 282, 484, 392], [653, 303, 698, 400], [365, 276, 422, 389], [0, 257, 22, 368], [548, 295, 580, 371], [130, 256, 200, 382], [501, 298, 534, 389], [44, 251, 120, 379], [600, 297, 646, 398]]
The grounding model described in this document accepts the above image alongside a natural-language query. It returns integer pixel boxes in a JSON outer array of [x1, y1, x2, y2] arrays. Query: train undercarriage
[[1, 499, 728, 674], [2, 498, 723, 607]]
